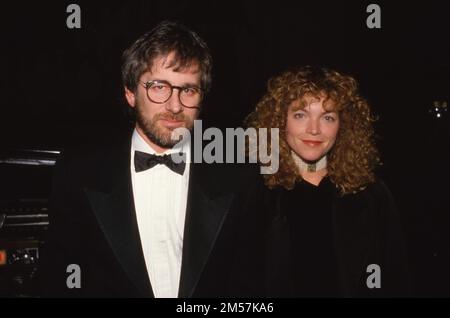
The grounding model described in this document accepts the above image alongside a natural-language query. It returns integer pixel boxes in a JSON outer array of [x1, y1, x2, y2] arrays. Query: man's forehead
[[150, 53, 200, 74]]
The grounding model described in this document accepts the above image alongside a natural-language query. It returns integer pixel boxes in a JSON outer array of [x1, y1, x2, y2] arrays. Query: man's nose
[[165, 89, 183, 113]]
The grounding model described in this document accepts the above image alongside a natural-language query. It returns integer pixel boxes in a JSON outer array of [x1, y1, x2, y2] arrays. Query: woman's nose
[[306, 119, 320, 135]]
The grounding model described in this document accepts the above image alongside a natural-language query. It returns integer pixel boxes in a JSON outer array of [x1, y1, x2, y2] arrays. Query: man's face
[[125, 53, 201, 153]]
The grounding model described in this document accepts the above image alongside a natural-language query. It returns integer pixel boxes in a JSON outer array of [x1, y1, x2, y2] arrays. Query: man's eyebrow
[[180, 82, 201, 88], [145, 79, 201, 88]]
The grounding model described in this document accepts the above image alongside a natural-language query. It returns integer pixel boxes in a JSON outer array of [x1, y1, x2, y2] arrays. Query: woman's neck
[[291, 151, 328, 186]]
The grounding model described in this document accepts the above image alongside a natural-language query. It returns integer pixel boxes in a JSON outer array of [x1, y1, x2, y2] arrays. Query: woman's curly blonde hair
[[245, 66, 380, 195]]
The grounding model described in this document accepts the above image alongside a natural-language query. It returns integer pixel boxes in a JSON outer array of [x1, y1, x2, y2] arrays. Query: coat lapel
[[332, 189, 374, 297], [83, 138, 153, 297], [178, 162, 234, 298]]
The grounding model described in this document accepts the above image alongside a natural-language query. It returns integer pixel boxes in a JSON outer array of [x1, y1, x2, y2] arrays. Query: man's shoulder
[[54, 132, 132, 176]]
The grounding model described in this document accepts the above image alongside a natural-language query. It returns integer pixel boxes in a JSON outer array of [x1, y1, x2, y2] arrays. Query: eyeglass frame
[[140, 80, 204, 109]]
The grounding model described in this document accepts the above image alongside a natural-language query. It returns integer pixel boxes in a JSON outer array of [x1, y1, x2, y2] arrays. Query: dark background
[[0, 0, 449, 296]]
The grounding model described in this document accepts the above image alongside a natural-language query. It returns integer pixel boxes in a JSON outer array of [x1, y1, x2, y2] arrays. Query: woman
[[245, 66, 409, 297]]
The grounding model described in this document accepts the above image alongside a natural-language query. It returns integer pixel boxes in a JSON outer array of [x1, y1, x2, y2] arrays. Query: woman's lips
[[302, 140, 323, 146]]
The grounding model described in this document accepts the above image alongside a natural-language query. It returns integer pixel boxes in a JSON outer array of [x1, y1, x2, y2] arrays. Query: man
[[36, 20, 264, 298]]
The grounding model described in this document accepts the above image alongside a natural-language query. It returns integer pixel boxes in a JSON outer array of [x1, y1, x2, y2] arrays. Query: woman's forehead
[[289, 94, 337, 111]]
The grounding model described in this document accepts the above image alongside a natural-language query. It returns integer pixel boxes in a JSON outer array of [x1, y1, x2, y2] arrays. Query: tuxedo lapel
[[83, 139, 153, 297], [178, 162, 235, 298]]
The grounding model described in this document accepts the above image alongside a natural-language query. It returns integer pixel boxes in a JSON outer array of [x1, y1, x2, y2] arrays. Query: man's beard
[[135, 105, 195, 149]]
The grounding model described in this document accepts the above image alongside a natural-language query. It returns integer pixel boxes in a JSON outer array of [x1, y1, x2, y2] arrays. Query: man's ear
[[124, 87, 136, 107]]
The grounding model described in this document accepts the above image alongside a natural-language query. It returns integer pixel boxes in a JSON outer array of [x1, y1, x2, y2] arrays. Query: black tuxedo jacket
[[36, 132, 264, 297]]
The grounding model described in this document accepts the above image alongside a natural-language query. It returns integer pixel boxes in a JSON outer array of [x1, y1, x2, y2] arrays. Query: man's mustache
[[155, 112, 187, 122]]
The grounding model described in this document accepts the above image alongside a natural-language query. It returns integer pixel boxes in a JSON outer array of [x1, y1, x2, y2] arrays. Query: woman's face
[[285, 95, 340, 162]]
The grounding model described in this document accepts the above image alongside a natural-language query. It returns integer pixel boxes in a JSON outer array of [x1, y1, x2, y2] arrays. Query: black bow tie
[[134, 150, 186, 175]]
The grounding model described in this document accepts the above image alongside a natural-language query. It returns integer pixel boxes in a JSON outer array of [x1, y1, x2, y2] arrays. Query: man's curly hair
[[245, 66, 380, 195]]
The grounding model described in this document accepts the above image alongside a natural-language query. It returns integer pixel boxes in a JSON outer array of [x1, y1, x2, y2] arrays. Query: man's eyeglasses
[[140, 80, 203, 109]]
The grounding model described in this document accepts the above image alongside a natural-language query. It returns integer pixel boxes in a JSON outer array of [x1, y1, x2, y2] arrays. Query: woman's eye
[[324, 115, 336, 122], [293, 113, 305, 119]]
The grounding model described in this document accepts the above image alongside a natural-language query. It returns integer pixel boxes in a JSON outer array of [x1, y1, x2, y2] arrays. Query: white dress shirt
[[130, 128, 190, 298]]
